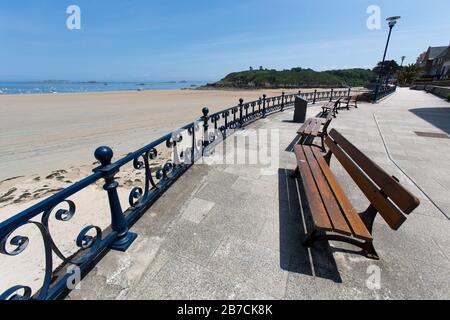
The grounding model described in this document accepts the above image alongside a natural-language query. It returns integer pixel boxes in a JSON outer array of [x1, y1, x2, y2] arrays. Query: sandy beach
[[0, 89, 305, 180]]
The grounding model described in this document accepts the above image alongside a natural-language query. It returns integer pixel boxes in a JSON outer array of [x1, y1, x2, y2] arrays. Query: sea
[[0, 80, 209, 95]]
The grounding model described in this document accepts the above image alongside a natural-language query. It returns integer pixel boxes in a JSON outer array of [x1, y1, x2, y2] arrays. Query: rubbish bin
[[293, 95, 308, 123]]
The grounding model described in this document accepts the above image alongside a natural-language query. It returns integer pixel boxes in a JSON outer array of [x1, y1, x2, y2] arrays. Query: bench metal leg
[[359, 205, 377, 234], [303, 229, 380, 260], [290, 166, 300, 178], [324, 151, 333, 165], [360, 241, 379, 260], [320, 135, 326, 152], [303, 229, 317, 247]]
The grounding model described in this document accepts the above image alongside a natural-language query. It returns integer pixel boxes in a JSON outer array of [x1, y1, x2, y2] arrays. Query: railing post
[[281, 92, 285, 111], [313, 89, 317, 104], [191, 124, 196, 164], [329, 88, 334, 102], [373, 83, 380, 103], [298, 90, 302, 96], [239, 98, 244, 127], [258, 97, 262, 114], [262, 94, 267, 118], [94, 147, 137, 252], [348, 87, 351, 98], [201, 107, 210, 154]]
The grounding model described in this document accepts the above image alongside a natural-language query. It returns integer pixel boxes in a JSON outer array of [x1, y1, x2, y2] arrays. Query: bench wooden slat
[[311, 147, 372, 240], [298, 122, 309, 133], [305, 120, 315, 136], [310, 119, 322, 136], [303, 121, 313, 135], [303, 147, 352, 235], [329, 129, 420, 214], [325, 135, 407, 230], [294, 145, 333, 231]]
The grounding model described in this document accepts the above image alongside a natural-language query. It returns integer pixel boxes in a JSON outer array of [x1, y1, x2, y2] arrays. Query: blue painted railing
[[0, 88, 351, 300]]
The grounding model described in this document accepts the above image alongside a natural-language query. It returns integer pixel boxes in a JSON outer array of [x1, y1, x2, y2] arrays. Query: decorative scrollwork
[[155, 162, 175, 181], [1, 220, 55, 300], [76, 225, 102, 251], [148, 148, 158, 160], [0, 234, 29, 256], [128, 147, 164, 207], [166, 133, 183, 148], [0, 285, 33, 301], [129, 187, 144, 207], [40, 200, 103, 266]]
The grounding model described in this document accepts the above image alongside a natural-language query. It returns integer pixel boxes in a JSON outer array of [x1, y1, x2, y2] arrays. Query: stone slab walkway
[[68, 88, 450, 300]]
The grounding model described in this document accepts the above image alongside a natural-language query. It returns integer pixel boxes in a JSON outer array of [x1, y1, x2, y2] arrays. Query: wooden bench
[[297, 114, 333, 151], [292, 129, 420, 260], [321, 98, 341, 118], [339, 95, 358, 110]]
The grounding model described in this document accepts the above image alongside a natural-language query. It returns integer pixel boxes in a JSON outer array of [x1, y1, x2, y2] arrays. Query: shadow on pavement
[[410, 107, 450, 135], [278, 168, 342, 283]]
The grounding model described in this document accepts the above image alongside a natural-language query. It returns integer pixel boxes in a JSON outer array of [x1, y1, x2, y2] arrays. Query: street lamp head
[[386, 16, 401, 28]]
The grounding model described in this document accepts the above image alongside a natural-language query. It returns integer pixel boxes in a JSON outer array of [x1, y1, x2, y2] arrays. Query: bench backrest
[[325, 129, 420, 230]]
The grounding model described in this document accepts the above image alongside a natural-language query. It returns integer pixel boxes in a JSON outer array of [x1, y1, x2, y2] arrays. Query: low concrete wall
[[413, 79, 450, 87], [410, 85, 450, 100]]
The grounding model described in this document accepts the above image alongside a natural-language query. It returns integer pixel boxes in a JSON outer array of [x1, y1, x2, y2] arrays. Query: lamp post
[[373, 16, 401, 102]]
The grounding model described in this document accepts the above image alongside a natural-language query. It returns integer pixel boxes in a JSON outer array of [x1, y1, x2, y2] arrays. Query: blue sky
[[0, 0, 449, 81]]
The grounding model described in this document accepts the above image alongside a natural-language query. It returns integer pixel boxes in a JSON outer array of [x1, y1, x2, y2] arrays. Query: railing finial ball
[[95, 146, 114, 166], [202, 107, 209, 117], [239, 98, 244, 104]]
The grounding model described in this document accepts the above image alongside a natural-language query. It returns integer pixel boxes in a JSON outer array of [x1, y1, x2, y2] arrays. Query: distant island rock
[[202, 68, 376, 89]]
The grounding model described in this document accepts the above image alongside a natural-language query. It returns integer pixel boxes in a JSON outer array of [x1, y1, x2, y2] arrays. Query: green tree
[[397, 64, 421, 86], [373, 60, 400, 78], [211, 68, 376, 88]]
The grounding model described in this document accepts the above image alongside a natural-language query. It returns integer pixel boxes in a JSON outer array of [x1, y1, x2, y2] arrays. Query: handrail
[[0, 88, 351, 300]]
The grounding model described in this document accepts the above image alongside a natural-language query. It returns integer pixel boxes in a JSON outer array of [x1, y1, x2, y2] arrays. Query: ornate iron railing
[[373, 84, 397, 102], [0, 88, 351, 300]]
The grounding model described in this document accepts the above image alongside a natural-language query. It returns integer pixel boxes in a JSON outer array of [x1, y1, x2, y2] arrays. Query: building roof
[[435, 46, 450, 60], [427, 46, 448, 60]]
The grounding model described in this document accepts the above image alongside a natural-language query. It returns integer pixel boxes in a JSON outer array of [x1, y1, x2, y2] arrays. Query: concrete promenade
[[68, 88, 450, 300]]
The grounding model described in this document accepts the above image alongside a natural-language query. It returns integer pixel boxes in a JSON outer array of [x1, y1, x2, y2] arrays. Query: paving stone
[[161, 218, 225, 265], [130, 255, 249, 300], [207, 236, 289, 298], [200, 204, 266, 241], [180, 197, 215, 224], [231, 176, 278, 198]]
